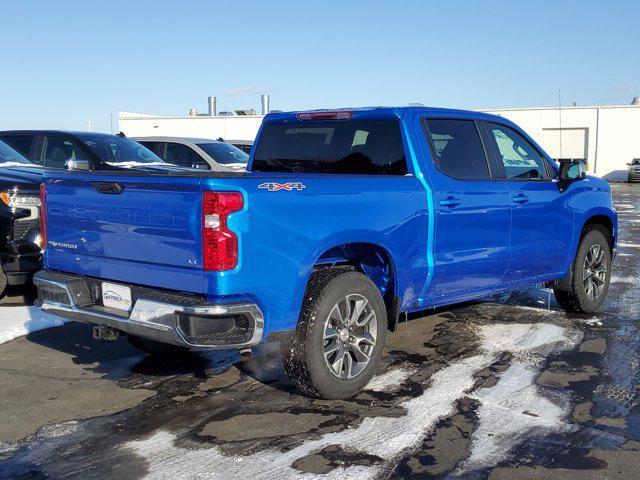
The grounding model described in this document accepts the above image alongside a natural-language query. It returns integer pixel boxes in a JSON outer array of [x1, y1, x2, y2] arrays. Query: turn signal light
[[202, 191, 244, 271]]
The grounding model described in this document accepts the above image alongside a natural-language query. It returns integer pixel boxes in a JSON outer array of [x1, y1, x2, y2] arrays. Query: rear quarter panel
[[202, 173, 428, 333]]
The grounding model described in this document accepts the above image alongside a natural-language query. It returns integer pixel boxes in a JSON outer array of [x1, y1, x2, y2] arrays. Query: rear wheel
[[284, 269, 387, 399], [554, 229, 611, 313]]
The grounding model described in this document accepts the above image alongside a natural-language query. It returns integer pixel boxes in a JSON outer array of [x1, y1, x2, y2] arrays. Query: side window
[[165, 143, 202, 167], [1, 136, 35, 158], [138, 141, 159, 153], [487, 123, 550, 180], [42, 136, 86, 169], [422, 119, 490, 179]]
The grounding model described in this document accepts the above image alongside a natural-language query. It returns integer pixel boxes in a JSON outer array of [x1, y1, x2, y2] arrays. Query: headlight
[[1, 192, 41, 208]]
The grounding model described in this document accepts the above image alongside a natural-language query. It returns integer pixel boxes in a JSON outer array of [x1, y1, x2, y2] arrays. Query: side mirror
[[558, 160, 586, 181], [65, 159, 91, 171]]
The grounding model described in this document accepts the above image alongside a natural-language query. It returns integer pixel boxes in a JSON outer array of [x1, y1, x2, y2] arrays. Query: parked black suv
[[628, 159, 640, 183], [0, 130, 169, 170], [0, 140, 45, 295]]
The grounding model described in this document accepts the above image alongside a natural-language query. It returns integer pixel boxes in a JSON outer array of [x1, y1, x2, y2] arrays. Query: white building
[[482, 98, 640, 180], [118, 110, 263, 143], [118, 96, 640, 181]]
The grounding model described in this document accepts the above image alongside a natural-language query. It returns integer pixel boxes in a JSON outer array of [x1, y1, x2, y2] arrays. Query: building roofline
[[479, 103, 640, 113]]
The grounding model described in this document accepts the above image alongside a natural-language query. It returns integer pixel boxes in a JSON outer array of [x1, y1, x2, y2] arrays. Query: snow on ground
[[126, 322, 581, 479], [611, 276, 635, 284], [0, 306, 66, 344], [365, 367, 416, 392]]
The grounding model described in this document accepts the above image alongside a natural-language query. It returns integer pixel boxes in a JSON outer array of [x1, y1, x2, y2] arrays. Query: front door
[[481, 121, 573, 280], [419, 117, 512, 297]]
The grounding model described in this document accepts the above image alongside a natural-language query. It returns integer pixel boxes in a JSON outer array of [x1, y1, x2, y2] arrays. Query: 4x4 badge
[[258, 182, 306, 192]]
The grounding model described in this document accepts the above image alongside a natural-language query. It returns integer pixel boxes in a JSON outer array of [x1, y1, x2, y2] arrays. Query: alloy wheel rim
[[583, 244, 607, 300], [323, 293, 377, 379]]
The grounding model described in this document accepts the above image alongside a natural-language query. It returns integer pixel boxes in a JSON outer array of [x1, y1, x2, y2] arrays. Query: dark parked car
[[0, 130, 172, 171], [0, 140, 45, 295], [134, 137, 248, 171], [628, 159, 640, 183]]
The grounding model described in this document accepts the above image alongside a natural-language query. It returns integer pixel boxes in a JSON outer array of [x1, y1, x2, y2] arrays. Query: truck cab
[[34, 106, 617, 399]]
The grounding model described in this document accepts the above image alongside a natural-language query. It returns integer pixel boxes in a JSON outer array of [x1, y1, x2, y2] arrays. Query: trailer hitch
[[92, 325, 120, 341]]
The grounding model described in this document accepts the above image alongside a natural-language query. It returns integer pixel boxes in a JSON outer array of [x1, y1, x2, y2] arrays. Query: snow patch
[[461, 359, 575, 472], [365, 367, 415, 392], [0, 306, 67, 344], [125, 322, 580, 479], [611, 276, 635, 284]]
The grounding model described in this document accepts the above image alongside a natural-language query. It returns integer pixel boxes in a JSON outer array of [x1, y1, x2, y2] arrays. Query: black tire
[[127, 335, 191, 356], [284, 268, 387, 399], [553, 228, 612, 313]]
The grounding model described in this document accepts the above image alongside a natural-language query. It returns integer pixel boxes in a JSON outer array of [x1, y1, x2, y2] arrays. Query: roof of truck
[[264, 106, 509, 123]]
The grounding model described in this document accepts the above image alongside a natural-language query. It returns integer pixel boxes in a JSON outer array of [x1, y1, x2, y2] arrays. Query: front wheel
[[554, 229, 612, 313], [284, 269, 387, 399]]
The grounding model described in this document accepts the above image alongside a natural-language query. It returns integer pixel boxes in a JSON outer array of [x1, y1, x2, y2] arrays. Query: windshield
[[252, 119, 407, 175], [81, 135, 164, 165], [196, 142, 248, 168], [0, 140, 35, 166]]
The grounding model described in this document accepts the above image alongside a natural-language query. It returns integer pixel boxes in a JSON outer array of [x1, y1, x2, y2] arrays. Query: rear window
[[1, 135, 35, 157], [252, 120, 407, 175]]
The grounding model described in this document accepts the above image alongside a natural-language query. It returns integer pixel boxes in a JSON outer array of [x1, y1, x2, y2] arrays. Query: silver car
[[628, 158, 640, 183], [226, 139, 253, 155], [133, 137, 248, 171]]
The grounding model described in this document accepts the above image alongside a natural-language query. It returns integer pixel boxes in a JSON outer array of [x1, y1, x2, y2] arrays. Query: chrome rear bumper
[[34, 270, 264, 349]]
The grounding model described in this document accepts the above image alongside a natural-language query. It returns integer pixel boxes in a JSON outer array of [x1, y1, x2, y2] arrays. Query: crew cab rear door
[[44, 172, 205, 293], [418, 116, 511, 297]]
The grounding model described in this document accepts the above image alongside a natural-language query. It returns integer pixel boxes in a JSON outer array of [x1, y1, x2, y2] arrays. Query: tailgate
[[44, 173, 205, 294]]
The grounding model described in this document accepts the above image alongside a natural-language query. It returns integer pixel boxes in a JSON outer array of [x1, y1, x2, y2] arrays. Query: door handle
[[512, 193, 529, 204], [440, 196, 461, 208], [92, 182, 124, 194]]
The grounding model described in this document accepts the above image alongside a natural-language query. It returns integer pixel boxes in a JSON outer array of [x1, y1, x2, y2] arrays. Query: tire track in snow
[[125, 322, 581, 479]]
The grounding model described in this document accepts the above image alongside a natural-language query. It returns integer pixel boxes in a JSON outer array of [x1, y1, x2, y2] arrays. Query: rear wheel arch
[[312, 242, 399, 331]]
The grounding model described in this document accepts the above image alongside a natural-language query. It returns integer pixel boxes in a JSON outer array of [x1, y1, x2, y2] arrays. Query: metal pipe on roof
[[208, 96, 217, 116], [261, 94, 270, 116]]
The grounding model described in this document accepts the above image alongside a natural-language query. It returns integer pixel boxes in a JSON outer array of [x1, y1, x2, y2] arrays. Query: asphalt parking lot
[[0, 183, 638, 480]]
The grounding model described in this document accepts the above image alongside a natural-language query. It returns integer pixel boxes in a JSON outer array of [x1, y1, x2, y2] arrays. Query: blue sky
[[1, 0, 638, 132]]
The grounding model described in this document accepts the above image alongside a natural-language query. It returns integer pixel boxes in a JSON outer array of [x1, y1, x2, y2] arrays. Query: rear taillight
[[296, 110, 352, 121], [39, 182, 47, 249], [202, 191, 244, 271]]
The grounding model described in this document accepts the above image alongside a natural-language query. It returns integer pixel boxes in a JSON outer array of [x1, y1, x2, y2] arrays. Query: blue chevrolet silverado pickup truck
[[34, 107, 617, 399]]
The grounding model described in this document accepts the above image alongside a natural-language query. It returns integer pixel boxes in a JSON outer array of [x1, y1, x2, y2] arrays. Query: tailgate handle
[[92, 182, 124, 194]]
